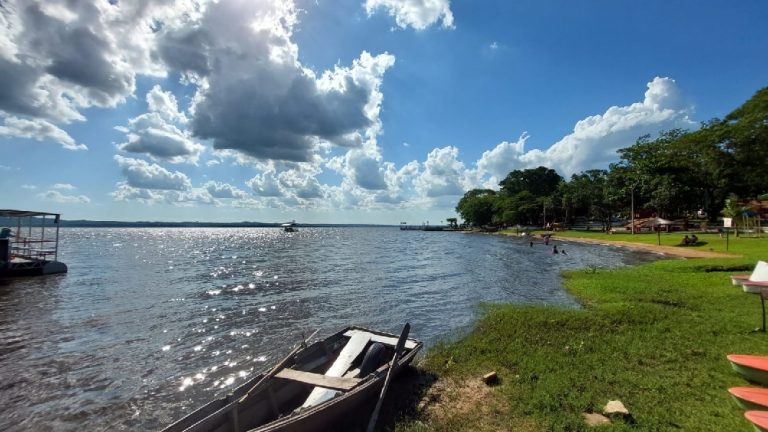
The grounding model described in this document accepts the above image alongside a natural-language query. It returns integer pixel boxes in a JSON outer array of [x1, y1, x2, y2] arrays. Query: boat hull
[[729, 355, 768, 385], [745, 411, 768, 432], [730, 387, 768, 410], [1, 260, 67, 277]]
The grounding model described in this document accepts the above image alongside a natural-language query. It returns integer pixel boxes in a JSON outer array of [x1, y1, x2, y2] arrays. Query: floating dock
[[1, 209, 68, 277]]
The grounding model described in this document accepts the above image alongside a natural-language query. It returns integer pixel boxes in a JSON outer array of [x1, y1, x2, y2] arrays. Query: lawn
[[390, 232, 768, 431]]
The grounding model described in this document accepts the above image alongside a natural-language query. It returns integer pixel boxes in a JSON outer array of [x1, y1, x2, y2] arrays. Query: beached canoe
[[161, 325, 422, 432], [729, 355, 768, 385], [744, 280, 768, 294], [730, 387, 768, 410], [745, 410, 768, 432]]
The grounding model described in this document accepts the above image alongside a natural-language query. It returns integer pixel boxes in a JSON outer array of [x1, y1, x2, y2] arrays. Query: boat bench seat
[[343, 330, 417, 350], [275, 368, 362, 391]]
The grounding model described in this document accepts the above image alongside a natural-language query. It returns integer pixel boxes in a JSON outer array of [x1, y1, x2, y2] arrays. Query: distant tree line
[[456, 87, 768, 229]]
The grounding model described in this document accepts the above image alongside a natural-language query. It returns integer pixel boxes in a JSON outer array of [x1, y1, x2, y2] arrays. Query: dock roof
[[0, 209, 61, 218]]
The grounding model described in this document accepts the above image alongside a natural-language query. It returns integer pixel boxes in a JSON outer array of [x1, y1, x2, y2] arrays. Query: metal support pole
[[631, 187, 635, 235], [41, 215, 46, 256], [55, 214, 60, 261]]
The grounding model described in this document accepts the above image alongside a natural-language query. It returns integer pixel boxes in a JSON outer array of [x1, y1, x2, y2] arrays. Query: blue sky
[[0, 0, 766, 224]]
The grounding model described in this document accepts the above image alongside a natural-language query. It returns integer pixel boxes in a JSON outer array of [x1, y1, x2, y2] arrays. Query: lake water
[[0, 227, 658, 431]]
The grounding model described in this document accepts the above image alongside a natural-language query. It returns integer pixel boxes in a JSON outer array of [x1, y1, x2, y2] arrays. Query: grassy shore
[[391, 232, 767, 431]]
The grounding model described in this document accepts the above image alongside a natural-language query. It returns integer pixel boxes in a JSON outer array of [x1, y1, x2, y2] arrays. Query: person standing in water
[[552, 244, 559, 254]]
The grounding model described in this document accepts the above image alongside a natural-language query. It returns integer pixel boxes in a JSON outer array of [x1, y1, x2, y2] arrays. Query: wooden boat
[[162, 326, 422, 432], [729, 355, 768, 385], [745, 410, 768, 432], [730, 387, 768, 410]]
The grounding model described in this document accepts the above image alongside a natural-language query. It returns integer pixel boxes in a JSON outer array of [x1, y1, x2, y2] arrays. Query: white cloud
[[38, 189, 90, 204], [146, 85, 188, 124], [52, 183, 75, 190], [116, 85, 203, 164], [475, 77, 695, 179], [0, 0, 188, 123], [0, 116, 86, 150], [20, 184, 36, 189], [414, 146, 469, 198], [475, 132, 529, 185], [246, 168, 283, 197], [365, 0, 454, 30], [116, 112, 204, 164], [113, 155, 192, 191], [203, 181, 248, 199]]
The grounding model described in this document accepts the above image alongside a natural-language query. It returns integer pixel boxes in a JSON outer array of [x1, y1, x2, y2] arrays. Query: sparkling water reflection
[[0, 227, 657, 430]]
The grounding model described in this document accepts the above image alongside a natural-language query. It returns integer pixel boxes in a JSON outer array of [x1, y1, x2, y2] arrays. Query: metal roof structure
[[0, 209, 61, 218]]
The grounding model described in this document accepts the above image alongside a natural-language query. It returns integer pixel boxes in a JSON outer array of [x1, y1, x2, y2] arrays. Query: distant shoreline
[[0, 217, 397, 229]]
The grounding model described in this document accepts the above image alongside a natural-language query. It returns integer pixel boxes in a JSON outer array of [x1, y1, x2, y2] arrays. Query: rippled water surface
[[0, 227, 658, 430]]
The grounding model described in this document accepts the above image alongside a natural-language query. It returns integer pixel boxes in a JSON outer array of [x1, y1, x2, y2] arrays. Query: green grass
[[393, 233, 768, 431]]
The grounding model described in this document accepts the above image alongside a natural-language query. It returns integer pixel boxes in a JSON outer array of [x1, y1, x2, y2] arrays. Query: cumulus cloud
[[414, 146, 470, 198], [475, 132, 529, 184], [113, 155, 192, 191], [52, 183, 75, 190], [38, 189, 90, 204], [203, 181, 248, 199], [155, 1, 395, 163], [146, 85, 188, 124], [246, 168, 284, 197], [365, 0, 454, 30], [116, 85, 203, 163], [110, 181, 223, 206], [475, 77, 695, 179], [0, 116, 86, 150], [0, 0, 185, 123], [0, 0, 208, 153]]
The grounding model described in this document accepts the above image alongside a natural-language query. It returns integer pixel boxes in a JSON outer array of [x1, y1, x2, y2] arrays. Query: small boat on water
[[162, 325, 422, 432], [0, 209, 67, 277], [282, 221, 298, 232], [728, 355, 768, 385]]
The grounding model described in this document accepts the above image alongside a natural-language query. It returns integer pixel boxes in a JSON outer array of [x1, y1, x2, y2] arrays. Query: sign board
[[723, 217, 733, 228]]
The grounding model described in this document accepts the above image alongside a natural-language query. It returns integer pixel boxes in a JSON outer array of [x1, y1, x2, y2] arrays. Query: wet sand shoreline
[[548, 235, 737, 258]]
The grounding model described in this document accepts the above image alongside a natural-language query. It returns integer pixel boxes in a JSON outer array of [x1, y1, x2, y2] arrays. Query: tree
[[456, 189, 497, 227], [499, 166, 563, 198], [721, 87, 768, 198]]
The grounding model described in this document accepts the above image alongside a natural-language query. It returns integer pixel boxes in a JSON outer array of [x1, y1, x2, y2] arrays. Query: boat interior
[[163, 327, 420, 432]]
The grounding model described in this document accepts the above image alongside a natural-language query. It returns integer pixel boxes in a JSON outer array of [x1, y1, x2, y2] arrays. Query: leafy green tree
[[720, 87, 768, 198], [499, 166, 563, 198], [456, 189, 497, 226]]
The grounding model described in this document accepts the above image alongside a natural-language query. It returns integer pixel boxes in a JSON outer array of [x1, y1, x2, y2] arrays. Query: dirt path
[[553, 236, 737, 258]]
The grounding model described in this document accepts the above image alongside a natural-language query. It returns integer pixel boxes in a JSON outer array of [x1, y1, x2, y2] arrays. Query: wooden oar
[[239, 329, 319, 404], [366, 322, 410, 432]]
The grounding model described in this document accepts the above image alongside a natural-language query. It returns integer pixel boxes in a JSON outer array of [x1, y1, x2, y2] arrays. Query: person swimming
[[552, 245, 559, 254]]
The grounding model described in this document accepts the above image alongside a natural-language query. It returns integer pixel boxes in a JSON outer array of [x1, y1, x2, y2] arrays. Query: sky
[[0, 0, 766, 224]]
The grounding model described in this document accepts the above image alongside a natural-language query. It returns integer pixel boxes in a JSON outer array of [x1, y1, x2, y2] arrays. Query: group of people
[[682, 234, 699, 245], [529, 239, 566, 254]]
